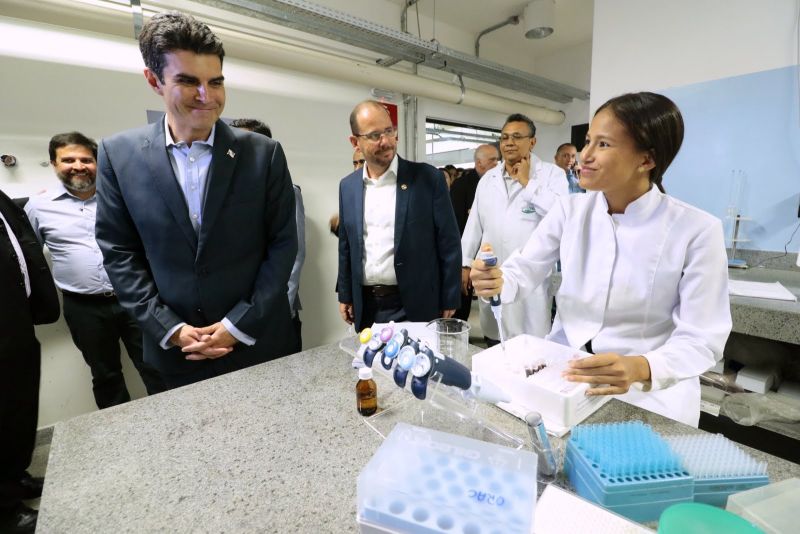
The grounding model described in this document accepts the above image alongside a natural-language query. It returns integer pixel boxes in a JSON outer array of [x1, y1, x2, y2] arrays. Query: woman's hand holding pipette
[[470, 244, 503, 298]]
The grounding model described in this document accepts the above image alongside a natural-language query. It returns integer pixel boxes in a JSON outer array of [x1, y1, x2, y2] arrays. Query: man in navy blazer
[[337, 101, 461, 331], [95, 13, 297, 388]]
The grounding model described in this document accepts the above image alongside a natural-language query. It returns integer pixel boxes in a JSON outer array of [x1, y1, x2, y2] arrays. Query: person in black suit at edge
[[0, 188, 60, 533]]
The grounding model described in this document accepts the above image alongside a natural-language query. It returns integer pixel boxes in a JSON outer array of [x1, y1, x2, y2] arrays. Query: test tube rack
[[357, 423, 537, 534]]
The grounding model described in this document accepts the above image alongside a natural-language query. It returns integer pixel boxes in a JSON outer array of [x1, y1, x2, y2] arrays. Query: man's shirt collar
[[47, 181, 95, 202], [163, 115, 216, 148], [362, 154, 399, 184]]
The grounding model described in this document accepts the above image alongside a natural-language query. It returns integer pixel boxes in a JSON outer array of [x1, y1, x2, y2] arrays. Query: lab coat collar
[[604, 185, 663, 224]]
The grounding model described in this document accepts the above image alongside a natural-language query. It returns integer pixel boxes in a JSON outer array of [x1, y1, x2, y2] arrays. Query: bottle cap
[[358, 367, 373, 380]]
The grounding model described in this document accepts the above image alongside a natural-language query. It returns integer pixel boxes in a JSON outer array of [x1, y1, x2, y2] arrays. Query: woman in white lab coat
[[471, 92, 732, 427]]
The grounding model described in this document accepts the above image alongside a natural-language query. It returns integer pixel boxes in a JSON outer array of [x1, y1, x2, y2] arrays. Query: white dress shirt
[[362, 155, 399, 286], [0, 209, 30, 296], [25, 183, 113, 294], [500, 187, 731, 427], [461, 155, 567, 340]]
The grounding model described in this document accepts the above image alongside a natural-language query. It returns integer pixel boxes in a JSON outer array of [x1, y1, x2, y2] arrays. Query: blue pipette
[[477, 250, 506, 350]]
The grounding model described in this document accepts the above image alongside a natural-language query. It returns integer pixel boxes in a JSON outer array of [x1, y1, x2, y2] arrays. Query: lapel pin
[[227, 149, 235, 159], [400, 184, 408, 190]]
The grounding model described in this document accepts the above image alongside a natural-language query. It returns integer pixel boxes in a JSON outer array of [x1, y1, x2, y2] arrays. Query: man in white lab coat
[[461, 113, 567, 344]]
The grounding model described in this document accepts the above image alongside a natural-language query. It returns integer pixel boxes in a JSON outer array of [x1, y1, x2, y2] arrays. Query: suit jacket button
[[196, 308, 202, 314]]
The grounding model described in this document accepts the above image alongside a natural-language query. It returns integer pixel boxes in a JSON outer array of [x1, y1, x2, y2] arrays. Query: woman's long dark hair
[[595, 92, 684, 193]]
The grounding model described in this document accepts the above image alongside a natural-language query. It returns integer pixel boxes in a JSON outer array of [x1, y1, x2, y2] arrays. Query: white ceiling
[[385, 0, 594, 59]]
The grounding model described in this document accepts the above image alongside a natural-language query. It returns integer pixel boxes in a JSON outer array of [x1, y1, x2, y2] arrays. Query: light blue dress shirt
[[25, 183, 113, 294], [161, 118, 255, 348]]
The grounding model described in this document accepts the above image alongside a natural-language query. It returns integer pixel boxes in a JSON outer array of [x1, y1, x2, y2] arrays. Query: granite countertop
[[37, 342, 800, 533], [727, 267, 800, 344]]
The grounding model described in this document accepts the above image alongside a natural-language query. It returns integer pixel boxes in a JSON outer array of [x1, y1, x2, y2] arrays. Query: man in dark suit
[[449, 144, 500, 321], [337, 100, 461, 331], [95, 12, 297, 388], [0, 189, 60, 533]]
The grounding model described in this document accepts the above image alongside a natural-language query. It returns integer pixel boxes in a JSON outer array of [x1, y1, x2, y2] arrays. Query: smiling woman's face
[[578, 108, 653, 198]]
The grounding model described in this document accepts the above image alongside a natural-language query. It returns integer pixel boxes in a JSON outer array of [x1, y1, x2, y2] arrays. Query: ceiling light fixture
[[523, 0, 555, 39]]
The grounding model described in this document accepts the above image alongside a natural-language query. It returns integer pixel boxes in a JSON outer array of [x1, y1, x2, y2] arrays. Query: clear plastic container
[[726, 477, 799, 534], [357, 422, 537, 534]]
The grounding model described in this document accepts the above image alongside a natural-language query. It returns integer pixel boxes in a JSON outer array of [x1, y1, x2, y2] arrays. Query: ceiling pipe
[[0, 4, 566, 125], [377, 0, 418, 68], [474, 16, 519, 57], [223, 27, 565, 125]]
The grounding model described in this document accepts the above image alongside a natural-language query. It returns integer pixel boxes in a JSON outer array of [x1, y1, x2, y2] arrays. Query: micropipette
[[477, 250, 506, 350]]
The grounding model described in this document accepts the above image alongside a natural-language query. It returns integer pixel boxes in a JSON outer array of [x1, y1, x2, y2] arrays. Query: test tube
[[525, 411, 557, 483]]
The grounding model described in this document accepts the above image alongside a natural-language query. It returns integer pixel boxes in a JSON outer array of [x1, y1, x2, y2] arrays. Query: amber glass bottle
[[356, 367, 378, 416]]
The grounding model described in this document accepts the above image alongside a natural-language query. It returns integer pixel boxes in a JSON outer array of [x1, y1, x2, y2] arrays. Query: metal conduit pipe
[[475, 16, 520, 57], [219, 28, 566, 125]]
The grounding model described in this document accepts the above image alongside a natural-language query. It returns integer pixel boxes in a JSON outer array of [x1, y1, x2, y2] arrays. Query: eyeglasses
[[355, 127, 397, 143], [500, 133, 533, 142], [353, 159, 365, 167]]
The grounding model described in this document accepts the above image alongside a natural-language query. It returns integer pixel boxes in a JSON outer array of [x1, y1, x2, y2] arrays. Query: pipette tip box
[[666, 434, 769, 507], [565, 422, 770, 522], [357, 422, 538, 534], [565, 422, 693, 522], [472, 335, 611, 433]]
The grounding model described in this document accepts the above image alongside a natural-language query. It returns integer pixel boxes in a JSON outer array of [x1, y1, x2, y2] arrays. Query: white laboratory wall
[[590, 0, 800, 252], [1, 8, 588, 427], [591, 0, 799, 111], [0, 19, 374, 427]]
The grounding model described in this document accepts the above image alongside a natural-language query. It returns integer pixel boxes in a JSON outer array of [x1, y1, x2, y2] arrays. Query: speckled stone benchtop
[[727, 268, 800, 345], [37, 342, 800, 533]]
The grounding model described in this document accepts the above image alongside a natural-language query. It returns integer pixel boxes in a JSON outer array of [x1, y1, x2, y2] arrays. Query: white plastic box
[[357, 422, 538, 534], [472, 335, 611, 434]]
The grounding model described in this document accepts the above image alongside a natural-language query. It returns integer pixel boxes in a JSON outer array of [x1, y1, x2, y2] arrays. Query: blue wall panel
[[660, 65, 800, 252]]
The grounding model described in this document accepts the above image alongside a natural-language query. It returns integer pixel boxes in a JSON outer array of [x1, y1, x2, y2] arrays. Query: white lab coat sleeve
[[461, 182, 484, 267], [641, 219, 732, 392], [500, 197, 565, 303], [520, 164, 568, 216]]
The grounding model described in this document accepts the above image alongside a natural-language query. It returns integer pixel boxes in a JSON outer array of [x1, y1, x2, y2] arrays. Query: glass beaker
[[426, 318, 470, 361]]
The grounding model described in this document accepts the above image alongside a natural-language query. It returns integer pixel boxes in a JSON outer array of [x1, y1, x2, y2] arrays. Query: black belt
[[363, 285, 399, 298], [61, 289, 117, 301]]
